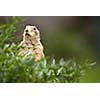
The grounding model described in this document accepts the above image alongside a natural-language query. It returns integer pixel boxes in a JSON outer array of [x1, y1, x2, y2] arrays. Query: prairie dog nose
[[25, 30, 28, 33]]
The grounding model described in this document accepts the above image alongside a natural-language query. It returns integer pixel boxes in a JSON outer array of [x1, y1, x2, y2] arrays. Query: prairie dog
[[19, 25, 45, 61]]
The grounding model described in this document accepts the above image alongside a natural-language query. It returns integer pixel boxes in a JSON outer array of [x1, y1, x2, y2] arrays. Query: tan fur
[[18, 25, 44, 61]]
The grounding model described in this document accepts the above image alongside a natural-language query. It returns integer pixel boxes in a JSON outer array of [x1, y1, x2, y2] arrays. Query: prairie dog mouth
[[25, 32, 31, 36]]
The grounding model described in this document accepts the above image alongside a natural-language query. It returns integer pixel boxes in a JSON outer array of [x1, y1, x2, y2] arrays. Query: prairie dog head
[[23, 25, 40, 40]]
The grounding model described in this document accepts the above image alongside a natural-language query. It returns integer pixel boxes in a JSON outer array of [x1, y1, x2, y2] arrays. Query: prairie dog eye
[[25, 30, 28, 33], [33, 27, 36, 30]]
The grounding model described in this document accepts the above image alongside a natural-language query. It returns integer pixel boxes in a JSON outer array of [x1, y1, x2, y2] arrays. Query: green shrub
[[0, 17, 95, 83]]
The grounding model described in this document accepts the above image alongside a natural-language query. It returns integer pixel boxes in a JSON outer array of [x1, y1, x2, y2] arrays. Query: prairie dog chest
[[19, 42, 34, 56]]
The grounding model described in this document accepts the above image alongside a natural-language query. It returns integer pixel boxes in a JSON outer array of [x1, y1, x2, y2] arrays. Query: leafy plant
[[0, 17, 96, 83]]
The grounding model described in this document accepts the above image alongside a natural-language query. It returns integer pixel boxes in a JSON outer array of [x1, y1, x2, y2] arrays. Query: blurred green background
[[0, 16, 100, 82]]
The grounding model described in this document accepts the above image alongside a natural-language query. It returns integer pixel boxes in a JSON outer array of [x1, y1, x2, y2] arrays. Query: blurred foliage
[[80, 65, 100, 82], [42, 31, 96, 61], [0, 17, 23, 45], [0, 17, 96, 83], [0, 43, 95, 83]]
